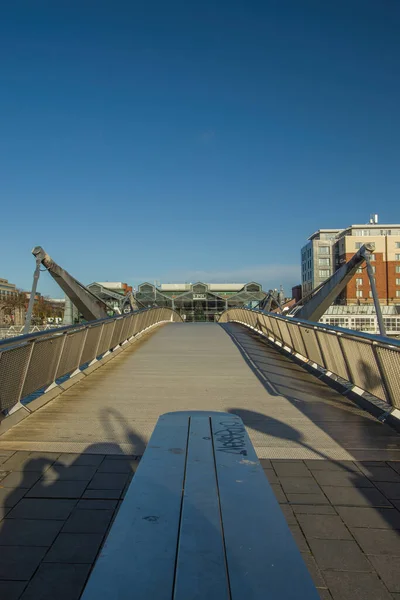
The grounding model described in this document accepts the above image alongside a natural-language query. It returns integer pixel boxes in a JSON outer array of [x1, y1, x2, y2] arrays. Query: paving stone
[[312, 470, 374, 488], [44, 533, 104, 563], [0, 488, 27, 508], [336, 506, 400, 530], [300, 552, 326, 588], [368, 556, 400, 593], [1, 453, 58, 472], [358, 466, 400, 482], [297, 514, 352, 540], [87, 473, 129, 490], [27, 480, 88, 499], [286, 492, 329, 505], [82, 489, 122, 500], [305, 460, 360, 472], [272, 461, 311, 477], [307, 539, 373, 572], [40, 465, 97, 482], [0, 471, 42, 489], [387, 462, 400, 475], [7, 498, 77, 520], [322, 570, 392, 600], [292, 504, 337, 515], [317, 590, 332, 600], [321, 486, 392, 507], [374, 482, 400, 500], [279, 504, 296, 525], [259, 459, 272, 469], [58, 453, 104, 467], [62, 509, 113, 534], [270, 483, 287, 503], [20, 562, 91, 600], [0, 506, 11, 520], [0, 518, 63, 546], [263, 469, 279, 484], [0, 581, 27, 599], [0, 545, 47, 579], [351, 528, 400, 556], [97, 459, 136, 473], [288, 524, 309, 552], [76, 499, 118, 510], [279, 476, 322, 495]]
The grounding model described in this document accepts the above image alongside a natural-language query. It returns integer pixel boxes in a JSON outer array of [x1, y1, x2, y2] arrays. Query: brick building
[[301, 221, 400, 306]]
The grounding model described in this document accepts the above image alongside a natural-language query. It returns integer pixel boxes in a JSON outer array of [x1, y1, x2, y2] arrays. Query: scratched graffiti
[[214, 420, 247, 456]]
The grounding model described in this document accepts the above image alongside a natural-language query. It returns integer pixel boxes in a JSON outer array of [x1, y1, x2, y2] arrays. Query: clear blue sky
[[1, 1, 399, 297]]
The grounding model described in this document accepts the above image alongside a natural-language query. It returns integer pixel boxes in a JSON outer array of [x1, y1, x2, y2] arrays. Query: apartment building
[[301, 221, 400, 305]]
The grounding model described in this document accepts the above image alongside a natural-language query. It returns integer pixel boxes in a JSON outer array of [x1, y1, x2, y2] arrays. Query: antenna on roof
[[369, 214, 378, 224]]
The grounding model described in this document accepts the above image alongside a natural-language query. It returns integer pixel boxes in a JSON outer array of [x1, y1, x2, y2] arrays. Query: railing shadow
[[0, 409, 147, 597]]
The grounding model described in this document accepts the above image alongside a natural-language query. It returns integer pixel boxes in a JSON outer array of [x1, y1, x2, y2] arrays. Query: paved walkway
[[0, 322, 400, 599]]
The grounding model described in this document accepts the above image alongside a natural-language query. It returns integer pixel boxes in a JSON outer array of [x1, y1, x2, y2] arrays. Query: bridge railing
[[219, 308, 400, 409], [0, 307, 182, 417]]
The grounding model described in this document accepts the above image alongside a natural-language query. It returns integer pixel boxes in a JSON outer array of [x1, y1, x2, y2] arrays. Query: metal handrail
[[219, 307, 400, 409], [0, 307, 154, 350]]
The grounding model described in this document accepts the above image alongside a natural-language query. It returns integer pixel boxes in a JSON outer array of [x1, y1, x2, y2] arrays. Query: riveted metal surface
[[315, 331, 349, 380], [286, 322, 307, 357], [276, 319, 293, 348], [299, 327, 324, 365], [80, 324, 103, 365], [110, 318, 124, 348], [22, 336, 64, 398], [0, 344, 32, 411], [339, 337, 387, 401], [56, 330, 87, 379], [97, 321, 116, 356], [374, 345, 400, 407]]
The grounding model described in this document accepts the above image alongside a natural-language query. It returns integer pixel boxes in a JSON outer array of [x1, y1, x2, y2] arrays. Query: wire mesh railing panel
[[315, 331, 349, 380], [0, 344, 32, 411], [339, 337, 387, 401], [270, 317, 282, 341], [276, 319, 293, 348], [22, 336, 64, 398], [299, 327, 324, 366], [119, 316, 132, 343], [56, 330, 87, 380], [97, 321, 116, 356], [80, 325, 103, 365], [110, 319, 125, 349], [374, 345, 400, 408], [286, 322, 307, 357]]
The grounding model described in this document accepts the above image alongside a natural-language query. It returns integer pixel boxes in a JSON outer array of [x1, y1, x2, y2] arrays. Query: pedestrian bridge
[[1, 308, 400, 599]]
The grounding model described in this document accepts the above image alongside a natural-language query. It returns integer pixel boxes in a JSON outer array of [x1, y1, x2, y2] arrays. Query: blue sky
[[1, 1, 399, 297]]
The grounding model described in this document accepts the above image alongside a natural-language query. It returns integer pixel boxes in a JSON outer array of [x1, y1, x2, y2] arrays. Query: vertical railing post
[[372, 343, 394, 407]]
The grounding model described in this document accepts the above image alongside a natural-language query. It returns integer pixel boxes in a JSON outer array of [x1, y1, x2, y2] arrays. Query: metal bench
[[82, 411, 319, 599]]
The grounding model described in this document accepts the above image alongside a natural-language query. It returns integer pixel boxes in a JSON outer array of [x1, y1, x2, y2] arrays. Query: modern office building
[[301, 219, 400, 305], [134, 282, 266, 321]]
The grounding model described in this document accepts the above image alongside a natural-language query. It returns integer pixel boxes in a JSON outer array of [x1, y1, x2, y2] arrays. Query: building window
[[356, 290, 363, 298], [362, 230, 371, 236], [357, 267, 363, 273], [319, 246, 330, 255], [396, 242, 400, 249], [397, 290, 400, 298], [318, 258, 330, 266], [396, 278, 400, 285], [369, 291, 373, 298], [319, 270, 330, 278], [396, 254, 400, 261], [355, 242, 362, 249], [356, 278, 363, 285], [369, 255, 376, 261], [396, 266, 400, 273]]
